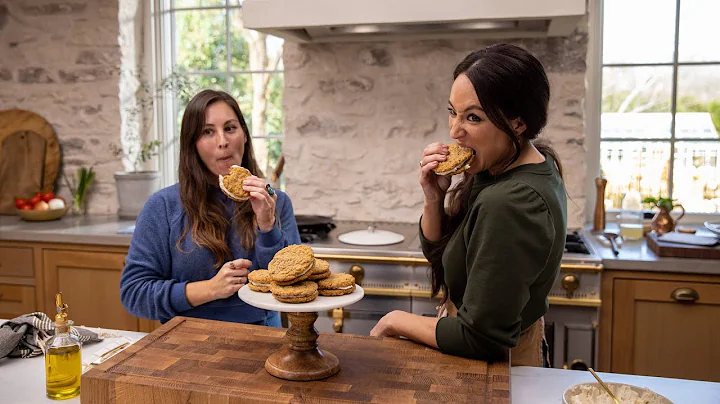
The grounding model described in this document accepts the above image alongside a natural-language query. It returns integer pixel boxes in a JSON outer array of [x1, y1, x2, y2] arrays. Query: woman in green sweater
[[370, 44, 567, 366]]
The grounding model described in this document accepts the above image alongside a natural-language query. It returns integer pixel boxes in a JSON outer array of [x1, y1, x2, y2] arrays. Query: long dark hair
[[429, 44, 564, 301], [177, 89, 264, 269]]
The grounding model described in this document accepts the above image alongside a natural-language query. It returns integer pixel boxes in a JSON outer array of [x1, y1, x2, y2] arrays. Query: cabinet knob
[[332, 308, 344, 333], [561, 274, 580, 296], [671, 287, 699, 303], [349, 265, 364, 285]]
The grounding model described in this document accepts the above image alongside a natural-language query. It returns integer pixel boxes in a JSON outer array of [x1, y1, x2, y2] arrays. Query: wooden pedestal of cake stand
[[264, 312, 339, 381], [237, 284, 364, 382]]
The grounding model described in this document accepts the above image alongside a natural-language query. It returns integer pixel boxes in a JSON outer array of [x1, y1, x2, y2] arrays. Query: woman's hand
[[243, 176, 277, 232], [419, 143, 452, 204], [370, 311, 400, 338], [208, 258, 251, 300]]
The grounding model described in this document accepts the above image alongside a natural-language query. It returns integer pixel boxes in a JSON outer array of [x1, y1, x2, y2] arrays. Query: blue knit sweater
[[120, 184, 301, 324]]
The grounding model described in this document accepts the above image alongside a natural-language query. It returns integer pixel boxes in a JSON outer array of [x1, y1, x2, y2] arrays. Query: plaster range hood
[[241, 0, 586, 43]]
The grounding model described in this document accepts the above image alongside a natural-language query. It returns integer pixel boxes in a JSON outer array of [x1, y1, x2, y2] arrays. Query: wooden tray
[[81, 316, 510, 404], [646, 232, 720, 259]]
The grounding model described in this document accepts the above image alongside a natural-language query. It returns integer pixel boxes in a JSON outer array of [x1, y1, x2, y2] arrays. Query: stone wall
[[0, 0, 122, 214], [283, 25, 589, 229]]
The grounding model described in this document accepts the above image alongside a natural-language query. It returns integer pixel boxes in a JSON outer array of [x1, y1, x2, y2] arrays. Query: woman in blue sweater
[[120, 89, 300, 326]]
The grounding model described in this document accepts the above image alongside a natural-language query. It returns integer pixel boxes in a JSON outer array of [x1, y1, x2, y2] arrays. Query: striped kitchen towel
[[0, 312, 101, 359]]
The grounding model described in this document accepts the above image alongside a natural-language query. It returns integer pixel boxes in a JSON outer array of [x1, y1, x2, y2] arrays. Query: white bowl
[[563, 382, 673, 404], [704, 221, 720, 236]]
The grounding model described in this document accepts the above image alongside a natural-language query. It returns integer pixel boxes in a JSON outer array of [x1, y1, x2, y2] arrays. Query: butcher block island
[[81, 316, 510, 404]]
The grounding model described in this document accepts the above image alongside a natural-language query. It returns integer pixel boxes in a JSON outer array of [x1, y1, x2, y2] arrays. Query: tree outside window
[[156, 0, 284, 188]]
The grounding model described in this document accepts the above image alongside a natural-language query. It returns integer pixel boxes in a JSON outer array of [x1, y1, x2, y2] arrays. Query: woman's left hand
[[370, 311, 399, 338], [243, 176, 277, 232]]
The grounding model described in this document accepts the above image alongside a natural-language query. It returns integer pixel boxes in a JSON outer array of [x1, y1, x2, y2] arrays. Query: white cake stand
[[238, 284, 364, 381]]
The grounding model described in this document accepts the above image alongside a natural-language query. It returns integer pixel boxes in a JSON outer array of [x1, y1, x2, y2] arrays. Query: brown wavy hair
[[429, 44, 564, 302], [176, 89, 264, 269]]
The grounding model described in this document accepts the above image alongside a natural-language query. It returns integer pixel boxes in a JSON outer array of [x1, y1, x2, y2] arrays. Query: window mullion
[[226, 1, 232, 93], [667, 0, 682, 199]]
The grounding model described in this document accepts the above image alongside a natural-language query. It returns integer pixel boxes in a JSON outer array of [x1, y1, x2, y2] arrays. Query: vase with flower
[[643, 196, 685, 235]]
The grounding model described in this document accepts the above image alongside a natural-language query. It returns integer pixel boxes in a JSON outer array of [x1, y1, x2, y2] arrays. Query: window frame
[[586, 0, 720, 223], [148, 0, 284, 188]]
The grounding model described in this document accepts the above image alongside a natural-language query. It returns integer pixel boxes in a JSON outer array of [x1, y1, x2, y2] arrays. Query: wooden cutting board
[[0, 109, 60, 214], [82, 316, 510, 404], [646, 232, 720, 259]]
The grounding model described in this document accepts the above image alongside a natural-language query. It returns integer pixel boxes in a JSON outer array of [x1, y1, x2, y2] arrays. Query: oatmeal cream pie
[[317, 273, 356, 296], [219, 165, 251, 202], [247, 269, 272, 293], [307, 258, 331, 281], [268, 244, 315, 286], [433, 143, 475, 176], [270, 281, 318, 303]]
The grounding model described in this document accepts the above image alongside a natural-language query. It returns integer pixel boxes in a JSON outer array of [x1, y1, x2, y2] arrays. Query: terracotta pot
[[651, 204, 685, 234]]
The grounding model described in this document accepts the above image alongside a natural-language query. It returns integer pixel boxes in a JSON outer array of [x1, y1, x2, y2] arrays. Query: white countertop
[[1, 321, 718, 403]]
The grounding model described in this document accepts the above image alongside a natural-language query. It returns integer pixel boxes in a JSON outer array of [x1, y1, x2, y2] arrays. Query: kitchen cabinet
[[600, 270, 720, 382], [0, 241, 160, 332]]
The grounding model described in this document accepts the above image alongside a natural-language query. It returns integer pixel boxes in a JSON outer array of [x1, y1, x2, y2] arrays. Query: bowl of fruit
[[15, 191, 68, 221]]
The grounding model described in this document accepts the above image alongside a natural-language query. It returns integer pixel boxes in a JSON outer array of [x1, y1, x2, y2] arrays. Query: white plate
[[338, 229, 405, 246], [563, 382, 673, 404], [704, 221, 720, 236], [238, 284, 364, 313]]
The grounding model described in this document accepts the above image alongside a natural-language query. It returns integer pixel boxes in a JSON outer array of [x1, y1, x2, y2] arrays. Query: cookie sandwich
[[219, 165, 251, 202], [307, 258, 331, 281], [433, 143, 475, 176], [268, 244, 315, 286], [270, 281, 318, 303], [317, 273, 356, 296], [247, 269, 273, 293]]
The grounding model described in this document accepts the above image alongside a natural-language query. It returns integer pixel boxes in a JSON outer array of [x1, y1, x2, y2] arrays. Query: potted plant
[[63, 166, 95, 216], [643, 196, 685, 234], [111, 70, 188, 219]]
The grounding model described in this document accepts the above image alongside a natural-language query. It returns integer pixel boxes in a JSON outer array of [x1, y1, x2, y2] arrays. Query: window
[[153, 0, 284, 187], [601, 0, 720, 214]]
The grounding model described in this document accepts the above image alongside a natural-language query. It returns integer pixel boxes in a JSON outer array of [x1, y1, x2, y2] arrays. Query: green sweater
[[421, 155, 567, 361]]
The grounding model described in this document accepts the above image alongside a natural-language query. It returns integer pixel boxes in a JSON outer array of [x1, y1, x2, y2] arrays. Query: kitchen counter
[[584, 224, 720, 275], [0, 214, 425, 258], [2, 319, 718, 404]]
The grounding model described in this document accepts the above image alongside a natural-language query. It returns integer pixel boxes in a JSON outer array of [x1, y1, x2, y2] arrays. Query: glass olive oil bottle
[[45, 293, 82, 400]]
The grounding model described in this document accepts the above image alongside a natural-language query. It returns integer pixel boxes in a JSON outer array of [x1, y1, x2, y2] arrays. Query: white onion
[[48, 198, 66, 210]]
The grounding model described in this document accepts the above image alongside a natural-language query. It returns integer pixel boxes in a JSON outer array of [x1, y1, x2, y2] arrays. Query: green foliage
[[113, 70, 190, 171], [602, 92, 720, 134], [63, 167, 95, 211], [642, 196, 676, 212]]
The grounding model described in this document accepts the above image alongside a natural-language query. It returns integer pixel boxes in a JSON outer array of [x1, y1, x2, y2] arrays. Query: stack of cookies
[[248, 244, 356, 304]]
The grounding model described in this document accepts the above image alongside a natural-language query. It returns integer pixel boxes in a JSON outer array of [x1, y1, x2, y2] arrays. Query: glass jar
[[619, 191, 644, 240]]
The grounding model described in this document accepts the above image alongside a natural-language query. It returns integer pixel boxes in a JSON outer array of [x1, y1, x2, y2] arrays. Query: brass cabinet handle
[[348, 265, 364, 285], [332, 308, 344, 333], [671, 287, 699, 303]]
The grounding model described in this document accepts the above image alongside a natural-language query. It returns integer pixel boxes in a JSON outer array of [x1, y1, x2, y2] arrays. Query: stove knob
[[349, 265, 364, 285], [561, 274, 580, 296]]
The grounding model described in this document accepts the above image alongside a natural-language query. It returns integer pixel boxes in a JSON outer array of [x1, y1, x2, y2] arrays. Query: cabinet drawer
[[632, 280, 720, 305], [0, 284, 35, 318], [0, 247, 34, 277]]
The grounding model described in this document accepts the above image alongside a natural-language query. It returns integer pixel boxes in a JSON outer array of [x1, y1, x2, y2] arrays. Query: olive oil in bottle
[[45, 293, 82, 400]]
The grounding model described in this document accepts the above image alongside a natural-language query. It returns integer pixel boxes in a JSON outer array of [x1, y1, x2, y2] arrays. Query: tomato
[[29, 195, 42, 206], [20, 204, 33, 210], [15, 198, 26, 209], [41, 191, 55, 203], [34, 191, 43, 198]]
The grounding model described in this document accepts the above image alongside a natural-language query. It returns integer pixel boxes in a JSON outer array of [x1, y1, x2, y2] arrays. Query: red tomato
[[20, 204, 33, 210], [34, 191, 43, 198], [41, 191, 55, 203], [29, 195, 42, 206], [15, 198, 26, 209]]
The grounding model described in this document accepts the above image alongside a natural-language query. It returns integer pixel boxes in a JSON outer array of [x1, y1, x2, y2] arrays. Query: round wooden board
[[0, 109, 60, 213]]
